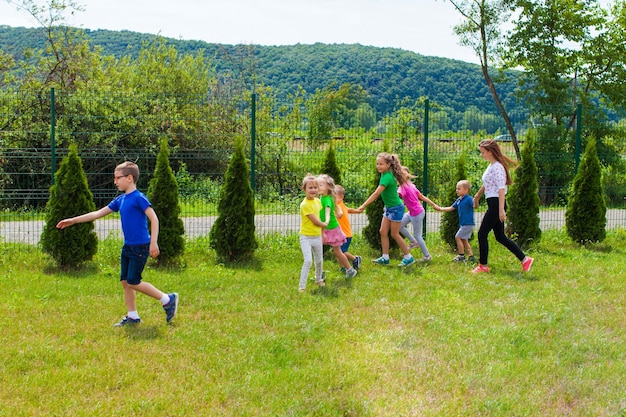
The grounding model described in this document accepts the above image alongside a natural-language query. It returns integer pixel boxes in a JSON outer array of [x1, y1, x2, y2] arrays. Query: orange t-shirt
[[336, 200, 352, 238]]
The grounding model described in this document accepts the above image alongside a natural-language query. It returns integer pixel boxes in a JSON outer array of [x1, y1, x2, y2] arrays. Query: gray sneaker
[[163, 293, 179, 323], [346, 268, 357, 279]]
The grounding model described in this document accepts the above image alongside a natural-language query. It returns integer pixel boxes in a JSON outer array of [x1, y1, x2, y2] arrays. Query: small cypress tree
[[566, 137, 606, 244], [440, 154, 467, 250], [41, 144, 98, 268], [210, 138, 258, 262], [147, 138, 185, 264], [507, 134, 541, 249], [321, 140, 341, 185]]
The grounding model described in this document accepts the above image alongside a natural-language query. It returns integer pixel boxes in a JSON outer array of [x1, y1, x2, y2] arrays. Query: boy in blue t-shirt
[[434, 180, 476, 262], [56, 161, 178, 326]]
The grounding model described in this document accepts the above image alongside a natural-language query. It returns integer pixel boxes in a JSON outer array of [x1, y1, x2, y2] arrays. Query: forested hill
[[0, 25, 519, 116]]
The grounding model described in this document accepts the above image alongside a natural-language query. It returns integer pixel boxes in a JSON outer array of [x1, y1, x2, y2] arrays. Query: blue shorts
[[120, 243, 150, 285], [384, 204, 405, 222], [340, 236, 352, 253]]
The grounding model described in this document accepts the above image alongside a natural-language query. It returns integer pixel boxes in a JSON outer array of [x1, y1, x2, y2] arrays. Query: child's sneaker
[[409, 241, 419, 249], [398, 256, 416, 267], [522, 257, 534, 272], [471, 264, 490, 274], [315, 279, 326, 287], [421, 255, 432, 262], [467, 255, 477, 263], [339, 267, 347, 273], [352, 256, 362, 270], [372, 256, 390, 265], [113, 316, 141, 327], [346, 268, 357, 279], [452, 255, 466, 262], [163, 293, 179, 323]]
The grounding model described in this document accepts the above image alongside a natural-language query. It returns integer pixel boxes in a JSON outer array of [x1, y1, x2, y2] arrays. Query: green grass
[[2, 230, 626, 416]]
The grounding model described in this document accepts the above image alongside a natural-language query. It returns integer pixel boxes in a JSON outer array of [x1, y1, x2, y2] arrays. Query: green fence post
[[50, 87, 56, 185], [574, 103, 582, 173], [250, 93, 256, 192], [422, 99, 429, 237]]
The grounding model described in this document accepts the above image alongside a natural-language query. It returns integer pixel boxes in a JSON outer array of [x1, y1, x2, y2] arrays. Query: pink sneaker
[[471, 264, 490, 274], [409, 241, 419, 249], [522, 257, 534, 272]]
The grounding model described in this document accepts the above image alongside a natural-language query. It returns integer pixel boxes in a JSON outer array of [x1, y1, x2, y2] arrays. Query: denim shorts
[[120, 243, 150, 285], [384, 204, 405, 222]]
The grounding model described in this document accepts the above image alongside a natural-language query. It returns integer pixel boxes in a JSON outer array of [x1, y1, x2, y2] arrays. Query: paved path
[[1, 209, 624, 245]]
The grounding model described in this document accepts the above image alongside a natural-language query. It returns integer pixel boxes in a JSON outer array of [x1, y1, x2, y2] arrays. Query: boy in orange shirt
[[335, 185, 362, 271]]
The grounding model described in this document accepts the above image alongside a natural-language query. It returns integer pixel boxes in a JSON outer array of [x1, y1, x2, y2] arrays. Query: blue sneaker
[[163, 293, 179, 323], [398, 256, 416, 267], [352, 256, 362, 270], [372, 256, 390, 265], [113, 316, 141, 327]]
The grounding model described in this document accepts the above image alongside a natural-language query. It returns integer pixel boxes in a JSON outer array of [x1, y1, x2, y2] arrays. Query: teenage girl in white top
[[472, 139, 534, 273]]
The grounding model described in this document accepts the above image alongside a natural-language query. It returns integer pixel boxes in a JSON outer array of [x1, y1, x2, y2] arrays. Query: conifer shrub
[[439, 154, 467, 250], [147, 138, 185, 264], [321, 140, 341, 186], [210, 138, 258, 262], [566, 137, 606, 244], [507, 134, 541, 249], [41, 144, 98, 268]]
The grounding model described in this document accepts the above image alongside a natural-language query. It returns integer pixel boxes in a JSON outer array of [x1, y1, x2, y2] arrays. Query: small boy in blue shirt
[[57, 161, 178, 326], [434, 180, 476, 262]]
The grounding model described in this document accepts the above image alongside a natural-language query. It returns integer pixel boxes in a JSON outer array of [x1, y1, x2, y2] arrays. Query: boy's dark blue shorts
[[120, 243, 150, 285], [340, 237, 352, 253]]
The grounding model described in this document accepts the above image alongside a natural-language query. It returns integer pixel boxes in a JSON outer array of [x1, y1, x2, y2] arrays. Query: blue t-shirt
[[108, 189, 152, 245], [452, 194, 475, 226]]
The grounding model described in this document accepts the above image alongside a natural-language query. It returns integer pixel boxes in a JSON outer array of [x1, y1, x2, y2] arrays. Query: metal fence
[[1, 89, 624, 246]]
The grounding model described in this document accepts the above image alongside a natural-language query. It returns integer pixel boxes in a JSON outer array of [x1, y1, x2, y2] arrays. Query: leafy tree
[[446, 0, 522, 159], [565, 137, 606, 244], [320, 140, 341, 186], [440, 154, 468, 250], [507, 134, 541, 249], [147, 137, 185, 264], [41, 143, 98, 268], [209, 138, 257, 262]]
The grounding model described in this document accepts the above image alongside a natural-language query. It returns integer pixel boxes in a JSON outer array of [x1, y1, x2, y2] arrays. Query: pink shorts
[[323, 226, 347, 247]]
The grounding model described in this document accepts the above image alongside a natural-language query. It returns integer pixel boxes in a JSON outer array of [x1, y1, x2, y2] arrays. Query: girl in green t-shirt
[[356, 153, 416, 267]]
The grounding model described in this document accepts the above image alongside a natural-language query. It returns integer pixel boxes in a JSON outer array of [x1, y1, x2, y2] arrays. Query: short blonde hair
[[301, 173, 317, 191], [457, 180, 471, 191]]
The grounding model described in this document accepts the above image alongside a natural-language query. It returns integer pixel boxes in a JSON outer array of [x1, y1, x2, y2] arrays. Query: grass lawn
[[2, 230, 626, 416]]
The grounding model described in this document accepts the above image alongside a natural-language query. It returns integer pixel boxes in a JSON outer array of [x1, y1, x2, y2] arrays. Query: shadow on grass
[[123, 325, 164, 340], [311, 285, 339, 298], [43, 262, 100, 278], [213, 256, 264, 272]]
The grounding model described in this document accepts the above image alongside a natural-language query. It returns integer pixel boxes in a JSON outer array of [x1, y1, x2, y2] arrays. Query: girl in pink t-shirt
[[398, 166, 436, 261]]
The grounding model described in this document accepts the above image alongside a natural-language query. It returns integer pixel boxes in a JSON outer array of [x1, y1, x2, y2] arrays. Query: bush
[[41, 144, 98, 268], [566, 137, 606, 244], [210, 138, 258, 262], [507, 134, 541, 249], [321, 140, 341, 185], [147, 138, 185, 264]]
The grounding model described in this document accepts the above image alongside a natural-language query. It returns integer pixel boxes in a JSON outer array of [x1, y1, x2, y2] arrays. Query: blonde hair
[[335, 184, 345, 197], [301, 173, 318, 191], [316, 174, 337, 198], [457, 180, 471, 191], [478, 139, 517, 185], [377, 153, 406, 184], [115, 161, 139, 183], [401, 165, 417, 182]]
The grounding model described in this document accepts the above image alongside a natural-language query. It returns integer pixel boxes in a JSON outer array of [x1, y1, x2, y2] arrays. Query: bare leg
[[390, 221, 410, 255]]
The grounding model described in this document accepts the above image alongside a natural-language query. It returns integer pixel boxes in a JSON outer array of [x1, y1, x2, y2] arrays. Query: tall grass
[[2, 229, 626, 416]]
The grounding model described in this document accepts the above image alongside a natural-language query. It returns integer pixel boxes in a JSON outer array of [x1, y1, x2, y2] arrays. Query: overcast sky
[[1, 0, 484, 63]]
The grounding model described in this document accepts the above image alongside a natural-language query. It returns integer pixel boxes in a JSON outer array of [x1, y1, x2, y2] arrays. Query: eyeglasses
[[114, 174, 128, 179]]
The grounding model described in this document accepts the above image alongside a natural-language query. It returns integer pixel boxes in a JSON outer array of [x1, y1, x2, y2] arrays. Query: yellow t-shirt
[[336, 200, 352, 238], [300, 197, 323, 236]]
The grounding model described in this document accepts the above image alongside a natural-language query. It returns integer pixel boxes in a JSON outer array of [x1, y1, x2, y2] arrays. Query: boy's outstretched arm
[[56, 207, 113, 229]]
